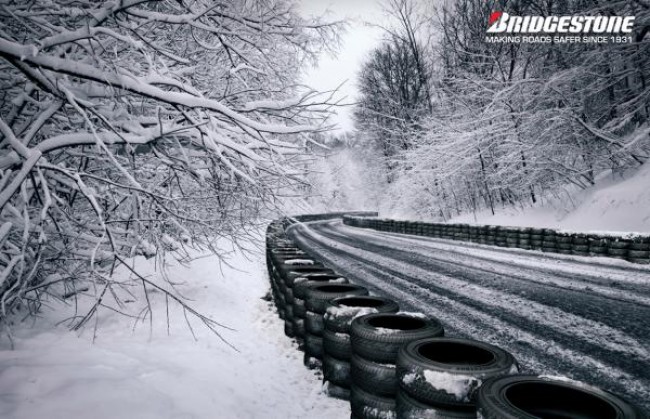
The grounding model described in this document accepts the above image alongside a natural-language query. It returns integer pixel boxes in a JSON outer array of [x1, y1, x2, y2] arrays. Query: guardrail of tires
[[342, 215, 650, 265], [266, 215, 647, 418]]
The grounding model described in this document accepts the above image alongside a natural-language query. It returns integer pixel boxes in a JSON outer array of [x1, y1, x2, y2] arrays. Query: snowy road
[[288, 220, 650, 411]]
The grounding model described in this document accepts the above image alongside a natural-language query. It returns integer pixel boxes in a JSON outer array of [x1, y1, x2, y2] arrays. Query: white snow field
[[0, 246, 348, 419]]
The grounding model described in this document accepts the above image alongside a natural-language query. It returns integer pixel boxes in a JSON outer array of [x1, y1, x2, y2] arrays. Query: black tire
[[325, 381, 350, 401], [304, 284, 369, 314], [292, 317, 306, 339], [323, 328, 352, 360], [323, 353, 351, 388], [294, 297, 307, 317], [608, 248, 628, 258], [350, 384, 396, 419], [325, 296, 400, 334], [396, 391, 476, 419], [305, 310, 324, 336], [476, 375, 646, 419], [281, 267, 334, 287], [629, 250, 650, 258], [397, 337, 518, 408], [305, 333, 324, 360], [284, 303, 294, 320], [283, 320, 294, 338], [351, 313, 444, 363], [351, 352, 397, 397], [293, 276, 349, 300]]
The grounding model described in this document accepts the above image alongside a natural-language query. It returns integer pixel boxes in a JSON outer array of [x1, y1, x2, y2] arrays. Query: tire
[[304, 284, 369, 314], [609, 240, 631, 249], [476, 375, 646, 419], [325, 381, 350, 401], [305, 333, 324, 360], [396, 391, 476, 419], [608, 248, 628, 258], [351, 313, 444, 363], [293, 276, 349, 300], [292, 317, 306, 339], [284, 320, 294, 338], [294, 297, 307, 317], [351, 352, 397, 397], [325, 296, 400, 334], [350, 384, 396, 419], [281, 267, 335, 287], [323, 328, 352, 360], [284, 303, 294, 320], [305, 310, 325, 336], [323, 353, 351, 388], [629, 250, 650, 258], [397, 337, 518, 408]]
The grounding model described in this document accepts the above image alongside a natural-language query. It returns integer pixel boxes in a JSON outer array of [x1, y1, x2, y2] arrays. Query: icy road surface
[[288, 220, 650, 411]]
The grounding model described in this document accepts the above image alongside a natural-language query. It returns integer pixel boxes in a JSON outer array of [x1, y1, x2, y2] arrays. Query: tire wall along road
[[288, 219, 650, 412]]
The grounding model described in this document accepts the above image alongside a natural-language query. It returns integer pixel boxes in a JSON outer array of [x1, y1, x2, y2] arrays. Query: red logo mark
[[488, 11, 503, 27]]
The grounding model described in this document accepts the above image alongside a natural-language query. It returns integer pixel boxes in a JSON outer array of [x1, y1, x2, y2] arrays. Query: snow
[[448, 164, 650, 233], [324, 305, 378, 322], [0, 244, 348, 419], [282, 258, 315, 265], [421, 370, 479, 402]]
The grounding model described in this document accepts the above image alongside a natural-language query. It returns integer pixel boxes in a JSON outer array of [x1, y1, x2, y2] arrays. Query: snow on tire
[[350, 313, 444, 364], [304, 284, 369, 314], [293, 275, 349, 300], [476, 375, 647, 419], [396, 390, 475, 419], [324, 296, 400, 334], [396, 337, 517, 408]]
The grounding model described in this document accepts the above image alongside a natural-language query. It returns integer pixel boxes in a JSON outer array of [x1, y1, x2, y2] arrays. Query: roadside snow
[[447, 164, 650, 233], [0, 246, 348, 419]]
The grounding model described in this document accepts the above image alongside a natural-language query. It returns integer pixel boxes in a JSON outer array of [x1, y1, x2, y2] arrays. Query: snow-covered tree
[[0, 0, 340, 335]]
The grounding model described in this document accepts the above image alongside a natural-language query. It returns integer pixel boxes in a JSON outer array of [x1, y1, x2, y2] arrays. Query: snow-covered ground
[[0, 245, 348, 419], [449, 163, 650, 233]]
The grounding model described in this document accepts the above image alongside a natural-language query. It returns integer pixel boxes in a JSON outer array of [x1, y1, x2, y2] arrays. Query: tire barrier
[[303, 284, 369, 366], [343, 215, 650, 265], [322, 296, 400, 399], [266, 215, 648, 417], [350, 313, 445, 418], [476, 375, 647, 419]]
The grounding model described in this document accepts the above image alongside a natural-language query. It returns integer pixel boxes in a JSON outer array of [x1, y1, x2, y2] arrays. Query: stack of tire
[[322, 296, 400, 400], [291, 273, 349, 345], [349, 313, 445, 419], [629, 237, 650, 264], [302, 283, 370, 368], [395, 337, 518, 418]]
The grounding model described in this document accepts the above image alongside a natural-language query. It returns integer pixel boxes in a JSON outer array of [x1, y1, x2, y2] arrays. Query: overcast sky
[[297, 0, 386, 133]]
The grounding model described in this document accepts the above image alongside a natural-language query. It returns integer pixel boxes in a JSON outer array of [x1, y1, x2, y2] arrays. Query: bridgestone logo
[[487, 12, 635, 34]]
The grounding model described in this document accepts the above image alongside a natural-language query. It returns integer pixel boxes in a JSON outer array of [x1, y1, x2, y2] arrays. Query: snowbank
[[449, 163, 650, 233], [0, 247, 348, 419]]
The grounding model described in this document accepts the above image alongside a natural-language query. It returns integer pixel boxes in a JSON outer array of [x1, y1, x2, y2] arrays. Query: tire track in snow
[[320, 224, 650, 345], [288, 221, 650, 411], [311, 224, 650, 361]]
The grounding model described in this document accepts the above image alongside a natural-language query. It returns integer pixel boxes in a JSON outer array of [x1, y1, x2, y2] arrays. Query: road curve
[[288, 219, 650, 411]]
